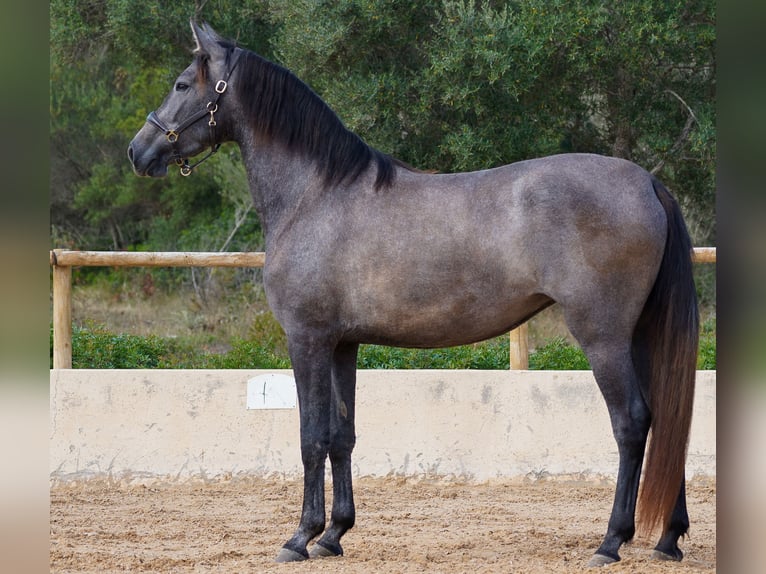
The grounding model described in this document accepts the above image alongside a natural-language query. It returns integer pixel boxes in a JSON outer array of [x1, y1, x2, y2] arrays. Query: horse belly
[[340, 264, 550, 348]]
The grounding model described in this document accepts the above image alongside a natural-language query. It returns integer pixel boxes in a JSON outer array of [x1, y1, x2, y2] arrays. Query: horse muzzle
[[127, 138, 169, 178]]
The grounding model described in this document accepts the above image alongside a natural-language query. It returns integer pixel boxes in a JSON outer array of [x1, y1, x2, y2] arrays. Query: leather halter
[[146, 48, 241, 176]]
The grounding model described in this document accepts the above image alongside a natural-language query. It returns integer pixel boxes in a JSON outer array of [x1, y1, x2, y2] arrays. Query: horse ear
[[190, 19, 226, 59]]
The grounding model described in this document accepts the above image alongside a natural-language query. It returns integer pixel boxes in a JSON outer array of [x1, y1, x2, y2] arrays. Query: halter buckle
[[215, 80, 227, 94]]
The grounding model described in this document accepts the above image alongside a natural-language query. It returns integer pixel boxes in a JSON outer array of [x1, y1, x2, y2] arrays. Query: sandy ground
[[50, 477, 715, 573]]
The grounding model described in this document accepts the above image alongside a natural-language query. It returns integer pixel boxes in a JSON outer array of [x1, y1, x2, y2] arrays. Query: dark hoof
[[586, 553, 619, 568], [309, 542, 341, 559], [275, 547, 308, 563], [651, 548, 683, 562]]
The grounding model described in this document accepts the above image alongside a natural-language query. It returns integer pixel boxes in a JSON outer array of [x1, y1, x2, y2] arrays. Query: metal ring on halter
[[167, 131, 179, 143]]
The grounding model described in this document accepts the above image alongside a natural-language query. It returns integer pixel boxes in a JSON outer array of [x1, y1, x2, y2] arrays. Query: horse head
[[127, 21, 240, 177]]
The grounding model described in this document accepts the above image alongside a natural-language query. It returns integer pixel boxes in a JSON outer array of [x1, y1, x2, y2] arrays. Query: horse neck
[[237, 139, 319, 247]]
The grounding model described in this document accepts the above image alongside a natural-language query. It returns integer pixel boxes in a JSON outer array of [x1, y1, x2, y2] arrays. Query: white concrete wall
[[50, 370, 715, 483]]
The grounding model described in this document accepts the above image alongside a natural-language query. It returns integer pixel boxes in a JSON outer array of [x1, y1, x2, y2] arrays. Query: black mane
[[210, 42, 402, 190]]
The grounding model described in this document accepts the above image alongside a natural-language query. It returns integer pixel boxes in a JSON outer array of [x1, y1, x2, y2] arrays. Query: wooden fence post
[[509, 323, 529, 370], [51, 253, 72, 369]]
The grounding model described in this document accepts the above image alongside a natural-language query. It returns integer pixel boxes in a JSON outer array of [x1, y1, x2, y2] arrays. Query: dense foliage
[[57, 320, 716, 370], [51, 0, 716, 264]]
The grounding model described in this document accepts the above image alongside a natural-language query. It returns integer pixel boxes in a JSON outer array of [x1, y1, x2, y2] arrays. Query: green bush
[[56, 323, 290, 369], [527, 327, 717, 371], [358, 338, 509, 369], [65, 324, 171, 369], [203, 338, 290, 369], [56, 322, 715, 370], [528, 338, 590, 370]]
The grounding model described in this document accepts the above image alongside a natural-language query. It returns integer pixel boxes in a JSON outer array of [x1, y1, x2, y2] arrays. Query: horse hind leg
[[562, 309, 651, 566], [586, 346, 651, 566], [310, 342, 359, 559], [651, 479, 689, 561]]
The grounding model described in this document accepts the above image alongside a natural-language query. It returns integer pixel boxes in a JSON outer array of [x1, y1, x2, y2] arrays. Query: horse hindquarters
[[554, 173, 696, 565]]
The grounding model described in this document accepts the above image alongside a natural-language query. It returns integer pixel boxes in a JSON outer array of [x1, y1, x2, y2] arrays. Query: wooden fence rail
[[50, 247, 716, 370]]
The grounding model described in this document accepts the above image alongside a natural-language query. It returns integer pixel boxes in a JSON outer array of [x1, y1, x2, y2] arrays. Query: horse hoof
[[309, 543, 340, 559], [651, 549, 682, 562], [586, 553, 619, 568], [275, 547, 307, 563]]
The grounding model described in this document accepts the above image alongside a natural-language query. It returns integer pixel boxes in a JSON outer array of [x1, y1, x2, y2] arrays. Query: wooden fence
[[50, 247, 716, 369]]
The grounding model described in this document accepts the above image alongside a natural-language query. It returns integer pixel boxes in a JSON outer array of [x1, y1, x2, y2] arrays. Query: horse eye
[[175, 82, 189, 92]]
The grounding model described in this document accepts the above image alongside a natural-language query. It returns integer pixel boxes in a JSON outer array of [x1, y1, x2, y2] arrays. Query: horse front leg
[[310, 342, 359, 558], [275, 335, 334, 563]]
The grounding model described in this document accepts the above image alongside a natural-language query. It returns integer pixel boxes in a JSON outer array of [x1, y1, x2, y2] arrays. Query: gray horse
[[128, 21, 698, 568]]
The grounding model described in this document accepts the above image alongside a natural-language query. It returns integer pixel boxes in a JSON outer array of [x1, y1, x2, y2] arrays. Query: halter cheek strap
[[146, 48, 241, 176]]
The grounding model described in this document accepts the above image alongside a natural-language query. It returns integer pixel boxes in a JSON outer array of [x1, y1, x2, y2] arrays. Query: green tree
[[268, 0, 715, 241], [50, 0, 270, 255], [50, 0, 716, 258]]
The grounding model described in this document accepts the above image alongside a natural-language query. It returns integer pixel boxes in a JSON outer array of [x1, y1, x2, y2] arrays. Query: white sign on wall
[[246, 373, 297, 409]]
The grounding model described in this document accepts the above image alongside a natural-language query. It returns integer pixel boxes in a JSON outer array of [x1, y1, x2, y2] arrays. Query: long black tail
[[635, 176, 699, 535]]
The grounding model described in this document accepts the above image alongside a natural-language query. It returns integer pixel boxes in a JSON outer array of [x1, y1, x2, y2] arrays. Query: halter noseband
[[146, 48, 241, 176]]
